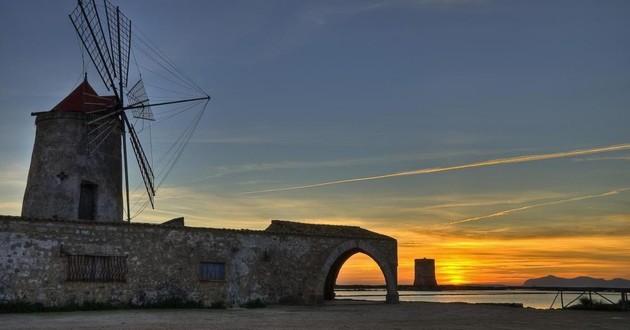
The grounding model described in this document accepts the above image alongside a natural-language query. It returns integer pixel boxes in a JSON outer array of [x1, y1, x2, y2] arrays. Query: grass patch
[[1, 297, 214, 313], [241, 298, 266, 309], [0, 301, 120, 313], [210, 301, 227, 309], [142, 297, 205, 309], [0, 301, 48, 313], [566, 297, 627, 312]]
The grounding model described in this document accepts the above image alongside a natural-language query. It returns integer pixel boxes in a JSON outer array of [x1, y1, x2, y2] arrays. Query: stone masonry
[[22, 83, 123, 222], [0, 217, 398, 307]]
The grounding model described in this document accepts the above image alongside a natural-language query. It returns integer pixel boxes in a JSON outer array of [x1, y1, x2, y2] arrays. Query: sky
[[1, 0, 629, 286]]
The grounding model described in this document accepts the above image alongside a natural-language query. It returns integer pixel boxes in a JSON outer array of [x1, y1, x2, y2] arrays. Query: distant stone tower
[[413, 258, 438, 289], [22, 79, 123, 222]]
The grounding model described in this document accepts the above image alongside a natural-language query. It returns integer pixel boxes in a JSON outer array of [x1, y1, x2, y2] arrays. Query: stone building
[[2, 80, 399, 307], [22, 79, 122, 222], [0, 217, 398, 306]]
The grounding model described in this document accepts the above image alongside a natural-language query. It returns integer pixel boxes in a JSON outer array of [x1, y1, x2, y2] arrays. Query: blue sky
[[1, 0, 629, 284]]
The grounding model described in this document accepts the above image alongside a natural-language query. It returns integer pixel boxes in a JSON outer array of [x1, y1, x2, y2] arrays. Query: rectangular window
[[67, 255, 127, 282], [199, 262, 225, 281], [78, 182, 97, 220]]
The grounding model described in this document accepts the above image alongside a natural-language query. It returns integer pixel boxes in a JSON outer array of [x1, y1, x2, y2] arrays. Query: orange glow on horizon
[[332, 226, 630, 286], [336, 253, 385, 285], [140, 213, 630, 287]]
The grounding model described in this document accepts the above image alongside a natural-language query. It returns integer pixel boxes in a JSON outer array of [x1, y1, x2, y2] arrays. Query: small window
[[78, 181, 97, 220], [199, 262, 225, 281], [67, 255, 127, 282]]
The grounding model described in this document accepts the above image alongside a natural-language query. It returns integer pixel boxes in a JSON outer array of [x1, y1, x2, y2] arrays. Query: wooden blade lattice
[[125, 117, 155, 208], [71, 0, 209, 217], [70, 0, 116, 94], [86, 110, 119, 154], [127, 79, 154, 121], [104, 0, 131, 88]]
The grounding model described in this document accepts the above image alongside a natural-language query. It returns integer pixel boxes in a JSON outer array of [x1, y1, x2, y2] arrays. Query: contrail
[[242, 143, 630, 194], [448, 188, 630, 225]]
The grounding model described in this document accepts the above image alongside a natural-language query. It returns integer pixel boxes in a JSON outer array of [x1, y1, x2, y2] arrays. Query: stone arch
[[317, 240, 398, 304]]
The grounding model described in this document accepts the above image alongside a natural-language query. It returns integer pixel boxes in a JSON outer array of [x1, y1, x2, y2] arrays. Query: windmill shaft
[[125, 96, 211, 110], [85, 96, 209, 125], [129, 99, 150, 107]]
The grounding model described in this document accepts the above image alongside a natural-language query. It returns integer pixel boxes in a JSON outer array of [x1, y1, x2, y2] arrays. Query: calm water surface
[[335, 289, 622, 309]]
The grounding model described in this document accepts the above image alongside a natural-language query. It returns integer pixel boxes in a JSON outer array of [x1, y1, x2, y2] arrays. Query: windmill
[[69, 0, 210, 222]]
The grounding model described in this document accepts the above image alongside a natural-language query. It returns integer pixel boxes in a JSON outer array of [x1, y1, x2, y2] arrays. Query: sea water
[[334, 289, 623, 309]]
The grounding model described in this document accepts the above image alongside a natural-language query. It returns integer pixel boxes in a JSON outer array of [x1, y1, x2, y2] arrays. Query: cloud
[[189, 135, 292, 145], [298, 1, 391, 26], [131, 185, 363, 229], [448, 188, 630, 225], [572, 156, 630, 162], [186, 149, 486, 184], [243, 143, 630, 194]]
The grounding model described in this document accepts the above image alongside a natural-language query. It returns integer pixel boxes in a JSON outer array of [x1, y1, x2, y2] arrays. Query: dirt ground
[[0, 300, 627, 330]]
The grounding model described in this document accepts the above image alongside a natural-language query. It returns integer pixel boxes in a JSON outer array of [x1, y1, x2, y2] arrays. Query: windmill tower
[[22, 78, 123, 222], [22, 0, 209, 222]]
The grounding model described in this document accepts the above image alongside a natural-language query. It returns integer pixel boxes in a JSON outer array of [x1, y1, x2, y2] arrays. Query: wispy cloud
[[184, 149, 487, 184], [299, 1, 392, 26], [243, 143, 630, 194], [449, 188, 630, 225], [188, 133, 297, 145], [572, 156, 630, 162]]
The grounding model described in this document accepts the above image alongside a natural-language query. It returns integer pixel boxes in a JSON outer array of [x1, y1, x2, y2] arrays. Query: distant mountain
[[523, 275, 630, 288]]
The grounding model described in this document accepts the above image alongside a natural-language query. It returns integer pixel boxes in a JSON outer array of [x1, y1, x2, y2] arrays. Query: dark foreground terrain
[[0, 300, 627, 330]]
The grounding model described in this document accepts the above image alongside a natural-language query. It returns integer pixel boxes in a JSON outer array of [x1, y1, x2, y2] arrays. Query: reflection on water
[[335, 289, 622, 309]]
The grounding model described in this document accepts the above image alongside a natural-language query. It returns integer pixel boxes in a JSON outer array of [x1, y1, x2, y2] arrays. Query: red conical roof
[[52, 79, 117, 112]]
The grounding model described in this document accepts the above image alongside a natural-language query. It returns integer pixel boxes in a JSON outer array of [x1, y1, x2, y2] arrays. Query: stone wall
[[0, 216, 398, 307]]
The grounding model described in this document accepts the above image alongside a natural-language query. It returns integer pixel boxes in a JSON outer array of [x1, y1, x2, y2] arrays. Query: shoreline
[[1, 300, 627, 330], [336, 288, 629, 310], [336, 284, 630, 291]]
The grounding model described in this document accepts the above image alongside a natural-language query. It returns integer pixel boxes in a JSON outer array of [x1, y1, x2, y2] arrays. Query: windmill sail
[[104, 0, 131, 87], [125, 117, 155, 208], [127, 79, 154, 121], [69, 0, 116, 95], [69, 0, 210, 221], [86, 114, 119, 152]]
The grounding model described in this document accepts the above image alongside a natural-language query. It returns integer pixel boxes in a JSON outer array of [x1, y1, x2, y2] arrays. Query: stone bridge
[[0, 216, 398, 307]]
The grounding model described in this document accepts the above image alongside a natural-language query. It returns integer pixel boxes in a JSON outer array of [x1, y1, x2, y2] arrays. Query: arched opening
[[336, 253, 385, 285], [325, 251, 385, 301], [324, 248, 361, 300], [316, 240, 399, 304]]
